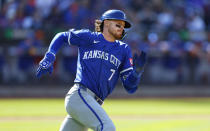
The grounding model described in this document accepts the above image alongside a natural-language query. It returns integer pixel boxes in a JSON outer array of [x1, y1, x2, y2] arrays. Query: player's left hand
[[95, 19, 102, 32], [36, 52, 55, 78], [133, 51, 147, 74]]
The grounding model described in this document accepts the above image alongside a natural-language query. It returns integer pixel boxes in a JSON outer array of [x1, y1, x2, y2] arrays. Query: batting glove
[[133, 51, 147, 74], [36, 52, 55, 78]]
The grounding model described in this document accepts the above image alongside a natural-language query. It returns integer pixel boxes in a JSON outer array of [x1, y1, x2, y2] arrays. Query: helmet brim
[[102, 18, 131, 28], [124, 21, 131, 28]]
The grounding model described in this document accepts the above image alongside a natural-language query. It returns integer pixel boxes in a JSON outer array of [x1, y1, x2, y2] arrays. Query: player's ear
[[103, 20, 109, 28]]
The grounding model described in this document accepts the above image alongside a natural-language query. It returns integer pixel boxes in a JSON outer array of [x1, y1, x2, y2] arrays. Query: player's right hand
[[36, 52, 55, 78]]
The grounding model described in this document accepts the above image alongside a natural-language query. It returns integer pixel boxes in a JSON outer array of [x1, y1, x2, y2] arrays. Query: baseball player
[[36, 9, 146, 131]]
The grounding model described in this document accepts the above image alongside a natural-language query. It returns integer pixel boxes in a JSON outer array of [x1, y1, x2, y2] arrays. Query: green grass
[[0, 98, 210, 131]]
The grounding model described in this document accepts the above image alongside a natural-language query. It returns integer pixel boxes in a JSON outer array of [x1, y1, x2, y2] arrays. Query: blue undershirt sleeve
[[47, 32, 69, 55], [121, 70, 143, 94]]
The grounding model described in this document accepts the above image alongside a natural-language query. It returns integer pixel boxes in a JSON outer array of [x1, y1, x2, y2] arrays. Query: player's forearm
[[122, 70, 143, 94], [47, 32, 69, 54]]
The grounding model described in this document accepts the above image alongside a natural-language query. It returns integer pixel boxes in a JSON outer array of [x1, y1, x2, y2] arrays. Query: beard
[[115, 33, 122, 40], [108, 29, 122, 40]]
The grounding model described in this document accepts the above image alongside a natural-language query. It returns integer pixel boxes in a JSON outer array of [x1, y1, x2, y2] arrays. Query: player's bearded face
[[108, 20, 125, 40]]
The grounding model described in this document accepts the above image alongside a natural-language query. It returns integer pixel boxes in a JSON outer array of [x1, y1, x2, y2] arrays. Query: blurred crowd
[[0, 0, 210, 85]]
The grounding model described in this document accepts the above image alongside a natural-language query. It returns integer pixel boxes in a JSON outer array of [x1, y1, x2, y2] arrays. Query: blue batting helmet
[[100, 9, 131, 28]]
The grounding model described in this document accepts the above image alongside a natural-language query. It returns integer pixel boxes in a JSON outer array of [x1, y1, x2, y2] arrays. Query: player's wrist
[[133, 70, 140, 78], [133, 65, 144, 75], [127, 70, 141, 83], [45, 52, 56, 63]]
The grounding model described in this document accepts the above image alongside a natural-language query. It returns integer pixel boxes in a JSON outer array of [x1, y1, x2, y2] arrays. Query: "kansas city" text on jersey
[[82, 50, 121, 68]]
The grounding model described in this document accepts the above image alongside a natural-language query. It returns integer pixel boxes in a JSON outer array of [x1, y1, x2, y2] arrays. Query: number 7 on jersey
[[108, 69, 115, 81]]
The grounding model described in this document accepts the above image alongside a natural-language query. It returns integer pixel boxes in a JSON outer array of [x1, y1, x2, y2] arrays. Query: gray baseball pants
[[59, 84, 116, 131]]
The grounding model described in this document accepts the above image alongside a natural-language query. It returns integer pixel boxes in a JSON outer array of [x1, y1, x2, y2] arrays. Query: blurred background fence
[[0, 0, 210, 90]]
